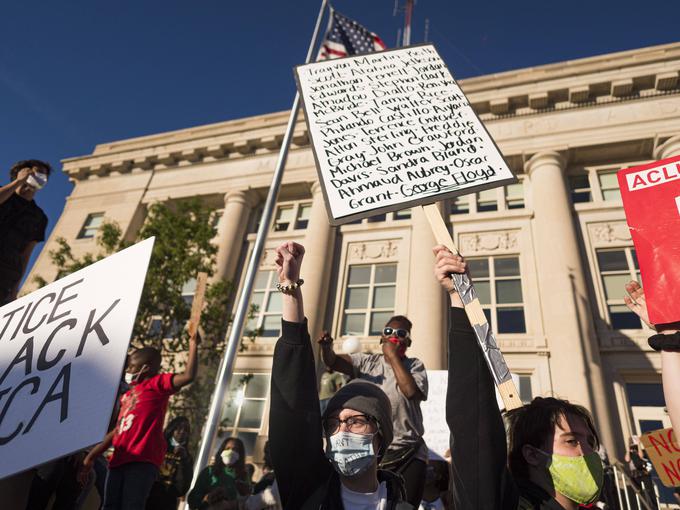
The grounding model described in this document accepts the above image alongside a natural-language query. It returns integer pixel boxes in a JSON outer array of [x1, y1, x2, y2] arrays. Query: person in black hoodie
[[269, 241, 413, 510], [433, 245, 604, 510]]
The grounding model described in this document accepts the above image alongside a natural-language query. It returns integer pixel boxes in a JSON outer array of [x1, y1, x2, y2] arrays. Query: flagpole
[[186, 0, 329, 504], [402, 0, 414, 46]]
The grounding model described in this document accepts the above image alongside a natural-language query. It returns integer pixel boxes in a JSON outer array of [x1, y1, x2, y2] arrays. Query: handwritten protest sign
[[618, 155, 680, 324], [295, 44, 516, 225], [640, 427, 680, 487], [0, 238, 154, 479]]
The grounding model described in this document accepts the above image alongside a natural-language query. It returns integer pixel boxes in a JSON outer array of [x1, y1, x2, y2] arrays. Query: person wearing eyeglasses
[[269, 241, 414, 509], [318, 313, 428, 507]]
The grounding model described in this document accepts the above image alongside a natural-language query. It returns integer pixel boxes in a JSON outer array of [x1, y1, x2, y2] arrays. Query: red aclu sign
[[618, 155, 680, 324]]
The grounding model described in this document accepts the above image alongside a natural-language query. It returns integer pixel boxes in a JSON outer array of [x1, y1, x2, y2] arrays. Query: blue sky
[[2, 0, 679, 277]]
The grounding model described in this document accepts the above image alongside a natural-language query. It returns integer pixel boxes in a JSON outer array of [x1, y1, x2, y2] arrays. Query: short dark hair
[[9, 160, 52, 181], [386, 315, 412, 331], [506, 397, 600, 479], [132, 346, 162, 370]]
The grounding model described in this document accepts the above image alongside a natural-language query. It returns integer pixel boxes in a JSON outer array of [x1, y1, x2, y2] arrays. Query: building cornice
[[62, 41, 680, 180]]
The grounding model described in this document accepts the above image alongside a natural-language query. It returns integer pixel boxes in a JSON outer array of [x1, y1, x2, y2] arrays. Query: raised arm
[[433, 245, 517, 510], [172, 331, 199, 390], [0, 167, 32, 205], [318, 332, 354, 377], [381, 341, 423, 400], [624, 281, 680, 431], [269, 242, 332, 508]]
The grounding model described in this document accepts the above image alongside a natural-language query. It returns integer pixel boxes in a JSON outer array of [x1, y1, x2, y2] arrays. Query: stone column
[[654, 134, 680, 160], [406, 204, 446, 370], [526, 151, 613, 450], [214, 190, 257, 282], [302, 182, 336, 339]]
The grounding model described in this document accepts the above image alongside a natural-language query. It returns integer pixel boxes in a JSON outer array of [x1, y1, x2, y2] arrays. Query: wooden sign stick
[[188, 272, 208, 341], [422, 204, 523, 411]]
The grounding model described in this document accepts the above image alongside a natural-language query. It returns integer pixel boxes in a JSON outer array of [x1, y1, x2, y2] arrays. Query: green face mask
[[540, 450, 604, 505]]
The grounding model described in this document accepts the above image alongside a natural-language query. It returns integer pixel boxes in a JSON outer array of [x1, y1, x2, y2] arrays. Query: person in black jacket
[[433, 245, 604, 510], [146, 416, 194, 510], [269, 241, 413, 510]]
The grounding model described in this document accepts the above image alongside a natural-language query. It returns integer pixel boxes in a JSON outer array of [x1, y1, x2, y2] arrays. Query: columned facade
[[214, 189, 258, 281], [525, 151, 614, 448]]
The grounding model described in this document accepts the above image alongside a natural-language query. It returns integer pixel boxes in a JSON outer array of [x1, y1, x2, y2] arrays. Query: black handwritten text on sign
[[0, 238, 154, 479], [295, 44, 516, 225]]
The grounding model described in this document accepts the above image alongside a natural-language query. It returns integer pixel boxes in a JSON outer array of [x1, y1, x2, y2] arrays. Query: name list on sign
[[296, 44, 515, 223]]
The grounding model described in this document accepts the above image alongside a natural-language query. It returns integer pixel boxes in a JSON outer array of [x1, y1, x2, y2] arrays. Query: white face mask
[[26, 172, 48, 190], [124, 365, 147, 384], [221, 449, 240, 466], [325, 431, 376, 477]]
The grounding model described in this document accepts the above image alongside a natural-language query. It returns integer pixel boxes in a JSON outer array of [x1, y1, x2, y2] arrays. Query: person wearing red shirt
[[81, 332, 200, 509]]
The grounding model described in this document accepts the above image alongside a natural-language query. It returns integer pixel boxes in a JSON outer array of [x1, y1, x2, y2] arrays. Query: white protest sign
[[0, 237, 154, 479], [295, 44, 516, 225], [421, 370, 449, 459]]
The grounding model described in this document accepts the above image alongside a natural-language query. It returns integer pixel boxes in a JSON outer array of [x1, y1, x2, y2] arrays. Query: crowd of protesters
[[3, 157, 680, 510]]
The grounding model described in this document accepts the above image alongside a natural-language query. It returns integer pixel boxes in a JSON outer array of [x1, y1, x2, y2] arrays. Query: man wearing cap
[[0, 159, 51, 305], [269, 241, 413, 509], [318, 316, 428, 506]]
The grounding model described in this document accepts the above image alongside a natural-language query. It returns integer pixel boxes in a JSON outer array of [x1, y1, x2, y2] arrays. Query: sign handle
[[188, 272, 208, 340], [421, 204, 523, 411]]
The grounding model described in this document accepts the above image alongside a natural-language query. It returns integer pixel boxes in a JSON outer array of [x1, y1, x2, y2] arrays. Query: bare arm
[[624, 281, 680, 431], [381, 342, 422, 400], [0, 167, 32, 205], [276, 242, 305, 323], [172, 333, 199, 390], [318, 334, 354, 377]]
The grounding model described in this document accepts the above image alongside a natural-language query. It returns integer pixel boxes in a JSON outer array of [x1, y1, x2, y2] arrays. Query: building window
[[505, 182, 524, 210], [568, 173, 592, 203], [518, 375, 533, 404], [367, 213, 387, 223], [468, 256, 526, 334], [393, 209, 411, 220], [273, 202, 313, 232], [598, 170, 621, 201], [245, 270, 281, 337], [221, 373, 270, 456], [295, 203, 312, 229], [596, 248, 642, 329], [341, 263, 397, 336], [450, 196, 469, 215], [476, 189, 498, 212], [77, 213, 104, 239]]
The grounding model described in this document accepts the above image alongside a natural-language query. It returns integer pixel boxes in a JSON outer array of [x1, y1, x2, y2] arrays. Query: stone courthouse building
[[25, 41, 680, 464]]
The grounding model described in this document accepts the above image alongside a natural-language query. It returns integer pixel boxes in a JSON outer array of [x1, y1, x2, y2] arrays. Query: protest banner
[[296, 43, 522, 410], [618, 154, 680, 324], [0, 237, 154, 479], [295, 43, 516, 225], [421, 370, 448, 459], [640, 427, 680, 487]]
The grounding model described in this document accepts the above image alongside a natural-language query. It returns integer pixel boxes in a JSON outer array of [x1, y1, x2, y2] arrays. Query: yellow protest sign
[[640, 427, 680, 487]]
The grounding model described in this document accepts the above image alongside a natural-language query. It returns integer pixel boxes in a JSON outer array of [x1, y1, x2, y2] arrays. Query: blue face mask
[[325, 431, 376, 477]]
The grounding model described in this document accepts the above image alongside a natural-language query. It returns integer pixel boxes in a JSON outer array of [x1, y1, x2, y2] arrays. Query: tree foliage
[[35, 199, 255, 448]]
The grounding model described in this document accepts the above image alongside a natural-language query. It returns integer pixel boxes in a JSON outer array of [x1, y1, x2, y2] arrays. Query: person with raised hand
[[433, 245, 604, 510], [0, 159, 51, 304], [624, 281, 680, 432], [269, 241, 413, 509]]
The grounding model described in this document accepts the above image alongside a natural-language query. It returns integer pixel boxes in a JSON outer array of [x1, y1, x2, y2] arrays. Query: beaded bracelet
[[275, 279, 304, 294]]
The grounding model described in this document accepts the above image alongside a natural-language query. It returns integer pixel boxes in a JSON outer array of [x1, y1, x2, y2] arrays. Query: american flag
[[317, 10, 387, 61]]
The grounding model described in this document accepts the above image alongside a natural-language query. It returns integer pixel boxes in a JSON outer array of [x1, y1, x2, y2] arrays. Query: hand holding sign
[[618, 155, 680, 324]]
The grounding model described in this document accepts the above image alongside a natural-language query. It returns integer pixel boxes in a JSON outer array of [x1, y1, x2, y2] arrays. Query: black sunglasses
[[382, 327, 410, 339]]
